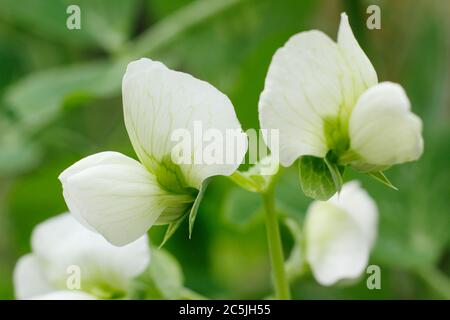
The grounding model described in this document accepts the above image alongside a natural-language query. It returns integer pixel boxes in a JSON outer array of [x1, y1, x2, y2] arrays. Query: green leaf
[[297, 156, 342, 201], [188, 179, 209, 238], [368, 171, 398, 191]]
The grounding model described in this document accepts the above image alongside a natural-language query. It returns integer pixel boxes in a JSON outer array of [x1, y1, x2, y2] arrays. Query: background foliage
[[0, 0, 449, 299]]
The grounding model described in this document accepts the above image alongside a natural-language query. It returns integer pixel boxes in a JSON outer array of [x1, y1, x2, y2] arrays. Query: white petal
[[122, 58, 247, 189], [337, 13, 378, 96], [329, 181, 378, 247], [31, 214, 150, 294], [59, 151, 136, 231], [304, 181, 377, 286], [59, 152, 185, 246], [348, 82, 424, 168], [259, 29, 360, 166], [32, 291, 97, 300], [13, 254, 52, 299]]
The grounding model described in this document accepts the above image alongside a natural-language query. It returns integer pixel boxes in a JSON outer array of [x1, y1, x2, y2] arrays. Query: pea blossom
[[259, 13, 423, 186], [13, 214, 150, 299], [304, 181, 378, 286], [59, 58, 247, 246]]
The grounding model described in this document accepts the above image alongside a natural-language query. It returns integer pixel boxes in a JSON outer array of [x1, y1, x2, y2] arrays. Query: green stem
[[416, 266, 450, 299], [262, 187, 291, 300]]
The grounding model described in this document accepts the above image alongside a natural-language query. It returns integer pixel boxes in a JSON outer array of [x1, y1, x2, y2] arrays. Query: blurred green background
[[0, 0, 449, 299]]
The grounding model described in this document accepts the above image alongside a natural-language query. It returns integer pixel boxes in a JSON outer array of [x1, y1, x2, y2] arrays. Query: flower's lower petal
[[305, 194, 374, 286], [32, 290, 97, 300], [59, 152, 172, 246], [349, 82, 423, 167], [122, 58, 247, 189], [59, 151, 146, 231], [13, 254, 52, 299]]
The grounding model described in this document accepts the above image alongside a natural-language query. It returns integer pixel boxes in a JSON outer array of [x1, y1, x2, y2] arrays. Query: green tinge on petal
[[152, 155, 198, 226]]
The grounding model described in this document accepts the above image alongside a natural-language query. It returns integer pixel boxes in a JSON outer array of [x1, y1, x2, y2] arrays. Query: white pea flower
[[304, 181, 378, 286], [13, 213, 150, 300], [59, 58, 247, 246], [259, 13, 423, 174]]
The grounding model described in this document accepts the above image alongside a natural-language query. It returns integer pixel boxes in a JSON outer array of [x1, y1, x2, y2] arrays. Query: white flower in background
[[304, 181, 378, 286], [13, 214, 150, 300], [59, 58, 247, 246], [259, 13, 423, 173]]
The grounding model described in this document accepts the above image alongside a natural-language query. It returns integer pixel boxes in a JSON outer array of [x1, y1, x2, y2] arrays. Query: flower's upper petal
[[259, 30, 345, 165], [337, 12, 378, 98], [59, 152, 183, 246], [330, 181, 378, 247], [122, 58, 247, 189], [32, 291, 97, 300], [31, 214, 150, 294], [305, 181, 377, 286], [348, 82, 423, 168], [13, 254, 53, 299]]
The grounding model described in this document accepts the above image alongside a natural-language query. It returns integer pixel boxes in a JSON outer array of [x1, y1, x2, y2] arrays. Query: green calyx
[[148, 154, 209, 246], [323, 116, 350, 159], [153, 155, 198, 197]]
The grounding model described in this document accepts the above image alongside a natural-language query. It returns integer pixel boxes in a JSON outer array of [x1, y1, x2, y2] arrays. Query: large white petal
[[348, 82, 423, 168], [329, 181, 378, 247], [122, 58, 247, 189], [304, 181, 377, 286], [13, 254, 52, 299], [31, 214, 150, 295], [59, 152, 189, 246], [337, 12, 378, 98]]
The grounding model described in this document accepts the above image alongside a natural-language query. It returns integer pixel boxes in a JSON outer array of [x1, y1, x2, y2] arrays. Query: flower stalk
[[262, 185, 291, 300]]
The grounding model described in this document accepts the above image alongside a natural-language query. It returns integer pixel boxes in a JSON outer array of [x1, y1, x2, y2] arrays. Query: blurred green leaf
[[148, 248, 184, 299], [0, 0, 138, 52], [222, 188, 262, 228], [0, 133, 42, 177], [4, 60, 124, 133], [284, 218, 306, 282], [132, 248, 184, 299]]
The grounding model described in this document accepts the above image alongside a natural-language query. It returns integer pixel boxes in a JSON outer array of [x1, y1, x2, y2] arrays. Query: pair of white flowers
[[15, 12, 423, 297], [13, 181, 375, 299]]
